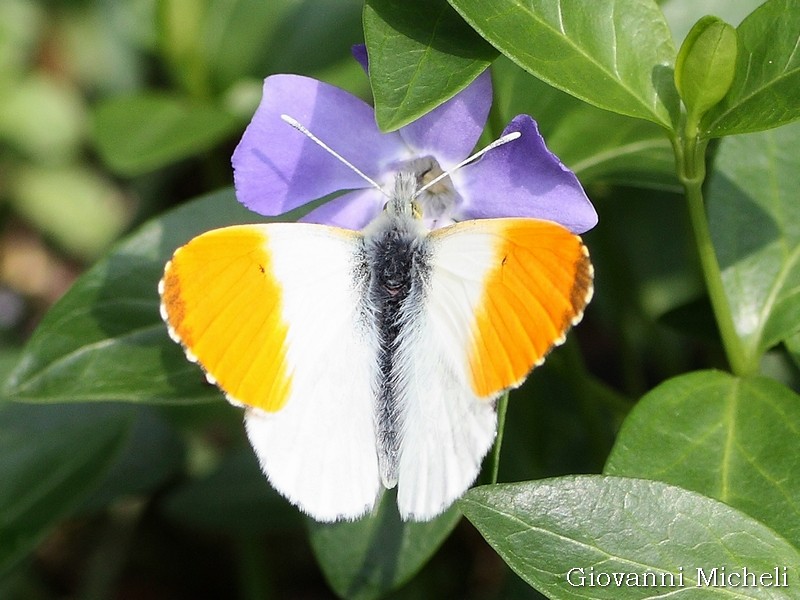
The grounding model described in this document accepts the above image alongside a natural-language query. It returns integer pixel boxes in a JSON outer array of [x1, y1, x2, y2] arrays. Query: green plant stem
[[489, 391, 509, 485], [673, 128, 752, 376]]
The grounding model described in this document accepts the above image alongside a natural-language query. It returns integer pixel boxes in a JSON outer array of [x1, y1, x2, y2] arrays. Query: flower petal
[[352, 44, 369, 72], [398, 71, 492, 165], [299, 189, 384, 230], [457, 115, 598, 233], [232, 74, 406, 216]]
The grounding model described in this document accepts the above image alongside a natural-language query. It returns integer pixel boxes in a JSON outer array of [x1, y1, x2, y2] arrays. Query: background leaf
[[0, 403, 133, 575], [702, 0, 800, 137], [363, 0, 496, 131], [91, 94, 241, 176], [606, 370, 800, 549], [449, 0, 680, 129], [461, 476, 800, 598], [707, 120, 800, 363], [158, 0, 364, 95], [308, 493, 460, 600]]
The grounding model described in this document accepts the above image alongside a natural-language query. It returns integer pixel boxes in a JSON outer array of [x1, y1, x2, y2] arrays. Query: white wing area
[[243, 224, 381, 522], [394, 225, 500, 520]]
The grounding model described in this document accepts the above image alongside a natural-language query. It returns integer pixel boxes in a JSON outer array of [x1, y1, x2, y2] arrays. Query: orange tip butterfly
[[159, 117, 593, 522]]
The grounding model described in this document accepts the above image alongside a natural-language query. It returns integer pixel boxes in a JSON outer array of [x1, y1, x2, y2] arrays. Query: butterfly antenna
[[281, 114, 390, 198], [415, 131, 521, 197]]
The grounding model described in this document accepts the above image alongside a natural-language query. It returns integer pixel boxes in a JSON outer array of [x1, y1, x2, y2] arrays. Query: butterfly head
[[385, 172, 423, 219], [378, 157, 460, 231], [363, 171, 428, 238]]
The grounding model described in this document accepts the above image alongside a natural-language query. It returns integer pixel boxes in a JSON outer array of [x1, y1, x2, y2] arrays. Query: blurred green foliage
[[1, 0, 799, 598]]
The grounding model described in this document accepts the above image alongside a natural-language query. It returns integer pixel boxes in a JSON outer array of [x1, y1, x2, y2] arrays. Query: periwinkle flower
[[232, 48, 597, 233]]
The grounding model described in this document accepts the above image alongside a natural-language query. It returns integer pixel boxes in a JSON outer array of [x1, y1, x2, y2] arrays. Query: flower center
[[390, 156, 462, 227]]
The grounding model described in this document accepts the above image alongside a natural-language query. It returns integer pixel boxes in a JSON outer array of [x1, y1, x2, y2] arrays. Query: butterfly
[[159, 125, 593, 522]]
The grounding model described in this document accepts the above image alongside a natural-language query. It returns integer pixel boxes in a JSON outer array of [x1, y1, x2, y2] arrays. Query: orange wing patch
[[160, 225, 292, 412], [468, 219, 593, 398]]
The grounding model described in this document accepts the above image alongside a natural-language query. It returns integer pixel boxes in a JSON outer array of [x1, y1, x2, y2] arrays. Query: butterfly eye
[[411, 201, 422, 219], [382, 201, 389, 212]]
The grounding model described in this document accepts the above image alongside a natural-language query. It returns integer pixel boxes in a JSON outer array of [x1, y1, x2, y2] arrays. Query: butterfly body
[[160, 171, 592, 522]]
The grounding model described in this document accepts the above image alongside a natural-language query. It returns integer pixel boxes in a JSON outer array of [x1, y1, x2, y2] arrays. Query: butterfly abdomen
[[366, 224, 430, 488]]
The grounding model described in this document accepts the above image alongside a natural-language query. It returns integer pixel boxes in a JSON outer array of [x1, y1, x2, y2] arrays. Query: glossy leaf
[[606, 370, 800, 549], [461, 476, 800, 598], [0, 403, 133, 575], [363, 0, 496, 131], [674, 15, 737, 119], [3, 189, 266, 404], [308, 493, 460, 600], [449, 0, 680, 129], [707, 120, 800, 362], [91, 93, 240, 175], [492, 57, 677, 190], [702, 0, 800, 137]]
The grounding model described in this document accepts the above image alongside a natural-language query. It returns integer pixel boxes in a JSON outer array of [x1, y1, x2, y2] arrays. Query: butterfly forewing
[[160, 223, 383, 521]]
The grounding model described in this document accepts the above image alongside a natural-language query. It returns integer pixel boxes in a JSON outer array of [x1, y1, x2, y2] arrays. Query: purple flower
[[232, 51, 597, 233]]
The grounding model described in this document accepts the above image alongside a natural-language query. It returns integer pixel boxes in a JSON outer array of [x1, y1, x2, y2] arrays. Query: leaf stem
[[673, 129, 753, 376], [489, 391, 509, 485]]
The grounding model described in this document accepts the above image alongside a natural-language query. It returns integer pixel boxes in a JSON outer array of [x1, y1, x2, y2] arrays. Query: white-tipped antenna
[[280, 114, 389, 198], [415, 131, 521, 197]]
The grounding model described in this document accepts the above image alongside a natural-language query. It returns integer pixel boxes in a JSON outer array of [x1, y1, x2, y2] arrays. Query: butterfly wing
[[160, 223, 382, 521], [394, 218, 593, 520]]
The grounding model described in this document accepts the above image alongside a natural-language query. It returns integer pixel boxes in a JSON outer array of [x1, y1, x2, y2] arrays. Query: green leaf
[[0, 403, 133, 575], [160, 448, 302, 535], [363, 0, 496, 131], [707, 120, 800, 362], [449, 0, 680, 129], [461, 476, 800, 598], [786, 332, 800, 370], [248, 0, 365, 87], [492, 57, 677, 190], [157, 0, 209, 97], [675, 16, 737, 120], [158, 0, 364, 96], [308, 492, 460, 600], [8, 164, 129, 260], [91, 93, 240, 176], [0, 72, 85, 162], [702, 0, 800, 137], [606, 370, 800, 549], [2, 189, 264, 404]]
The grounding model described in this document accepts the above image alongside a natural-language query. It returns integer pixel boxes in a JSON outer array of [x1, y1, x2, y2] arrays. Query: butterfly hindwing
[[393, 218, 592, 520], [160, 223, 382, 521]]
